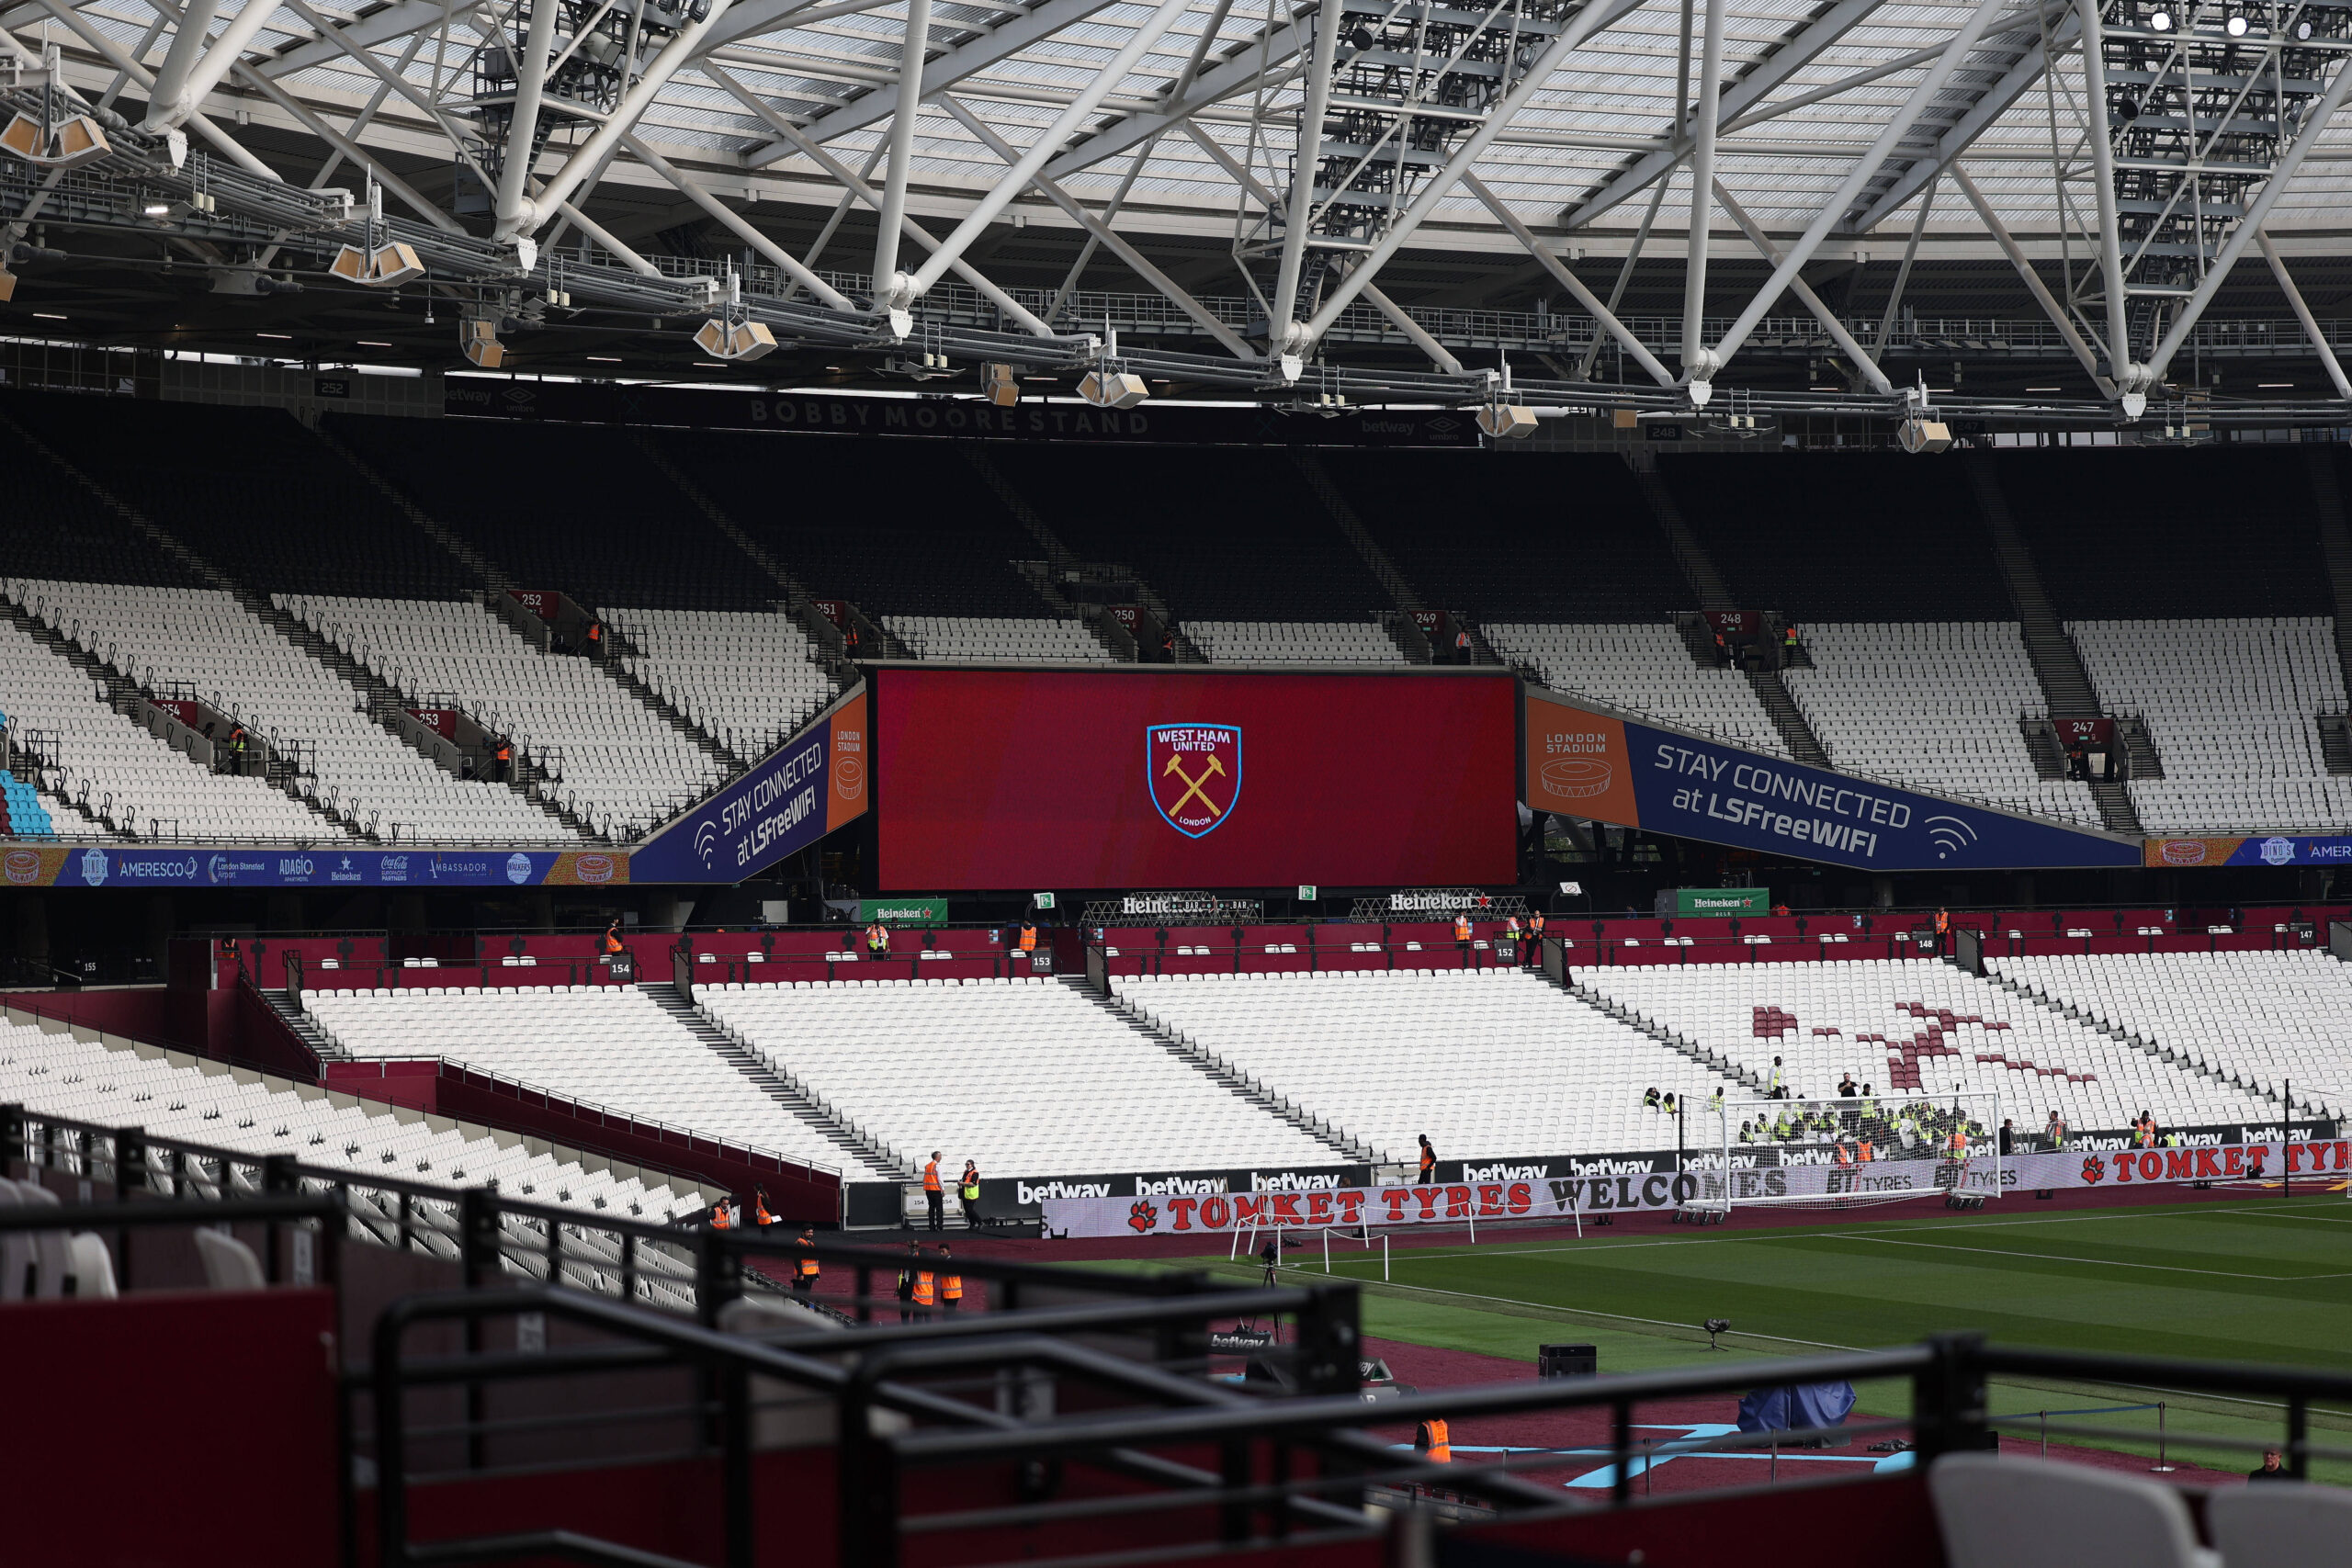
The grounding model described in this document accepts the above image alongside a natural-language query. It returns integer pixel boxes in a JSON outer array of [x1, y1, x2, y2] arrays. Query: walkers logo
[[1127, 1201, 1158, 1234], [1147, 724, 1242, 838]]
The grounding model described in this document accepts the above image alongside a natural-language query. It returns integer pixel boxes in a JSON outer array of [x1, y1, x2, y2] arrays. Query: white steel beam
[[229, 54, 465, 229], [1295, 0, 1648, 352], [145, 0, 285, 131], [1040, 11, 1312, 184], [939, 94, 1256, 356], [29, 0, 277, 175], [699, 61, 1060, 334], [1702, 0, 2010, 381], [902, 0, 1193, 298], [2071, 0, 2133, 386], [1712, 180, 1891, 394], [2145, 57, 2352, 384], [620, 133, 855, 308], [741, 0, 1128, 163], [868, 0, 932, 298], [2260, 231, 2352, 402], [1840, 6, 2080, 233], [1564, 0, 1887, 231], [142, 0, 224, 130], [1269, 0, 1344, 349], [1461, 172, 1675, 386], [257, 0, 486, 79], [1679, 0, 1724, 375], [1177, 118, 1455, 370], [1869, 172, 1933, 363], [499, 0, 738, 236], [496, 0, 562, 231], [1950, 162, 2114, 393]]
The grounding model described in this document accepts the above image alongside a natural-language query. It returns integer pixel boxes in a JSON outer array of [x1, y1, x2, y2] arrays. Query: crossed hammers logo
[[1161, 750, 1226, 818]]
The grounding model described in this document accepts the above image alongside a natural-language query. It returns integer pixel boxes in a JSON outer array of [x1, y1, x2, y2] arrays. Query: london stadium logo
[[1146, 724, 1241, 839]]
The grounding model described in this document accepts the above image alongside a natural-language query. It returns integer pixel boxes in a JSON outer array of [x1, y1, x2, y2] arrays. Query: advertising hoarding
[[2145, 835, 2352, 868], [1523, 689, 2141, 872], [0, 846, 625, 888], [631, 685, 869, 883]]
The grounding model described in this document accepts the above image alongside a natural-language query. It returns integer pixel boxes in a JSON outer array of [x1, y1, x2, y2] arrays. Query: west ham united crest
[[1147, 724, 1242, 838]]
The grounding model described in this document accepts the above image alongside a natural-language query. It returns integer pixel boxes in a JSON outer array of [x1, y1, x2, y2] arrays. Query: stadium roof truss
[[4, 0, 2352, 422]]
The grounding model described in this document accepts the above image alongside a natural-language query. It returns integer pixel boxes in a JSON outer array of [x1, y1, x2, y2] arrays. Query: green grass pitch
[[1171, 1194, 2352, 1482]]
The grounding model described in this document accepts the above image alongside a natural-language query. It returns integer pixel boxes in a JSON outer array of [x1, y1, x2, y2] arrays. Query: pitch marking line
[[1817, 1231, 2352, 1283]]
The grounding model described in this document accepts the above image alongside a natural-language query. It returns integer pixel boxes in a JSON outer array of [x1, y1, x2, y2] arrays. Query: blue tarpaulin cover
[[1736, 1382, 1858, 1432]]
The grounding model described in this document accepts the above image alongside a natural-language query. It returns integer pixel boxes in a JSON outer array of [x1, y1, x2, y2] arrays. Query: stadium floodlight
[[982, 363, 1020, 407], [2149, 7, 2173, 28], [692, 316, 778, 362], [1476, 403, 1539, 440], [2226, 12, 2249, 34], [1080, 369, 1148, 410], [2298, 18, 2315, 37], [1897, 416, 1953, 455], [461, 316, 505, 369]]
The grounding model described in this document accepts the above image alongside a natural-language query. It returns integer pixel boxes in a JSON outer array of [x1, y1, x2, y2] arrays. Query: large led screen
[[875, 670, 1517, 889]]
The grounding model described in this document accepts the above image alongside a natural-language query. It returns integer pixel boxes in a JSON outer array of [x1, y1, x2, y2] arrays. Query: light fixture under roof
[[2226, 12, 2249, 35], [2150, 8, 2173, 28]]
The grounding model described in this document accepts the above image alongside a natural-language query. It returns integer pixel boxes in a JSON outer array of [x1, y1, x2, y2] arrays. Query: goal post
[[1701, 1092, 2005, 1212]]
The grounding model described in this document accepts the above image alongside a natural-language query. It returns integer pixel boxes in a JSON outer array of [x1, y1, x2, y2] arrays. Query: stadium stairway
[[965, 448, 1202, 663], [1095, 978, 1375, 1161], [0, 406, 362, 840], [1744, 667, 1830, 768], [266, 595, 592, 840], [651, 982, 906, 1179], [2304, 447, 2352, 700], [1968, 457, 2142, 835], [262, 989, 343, 1061], [1561, 973, 1765, 1093], [1631, 465, 1736, 612], [1634, 470, 1829, 766], [1289, 451, 1443, 655], [622, 433, 861, 686], [310, 423, 752, 827], [1976, 964, 2256, 1106]]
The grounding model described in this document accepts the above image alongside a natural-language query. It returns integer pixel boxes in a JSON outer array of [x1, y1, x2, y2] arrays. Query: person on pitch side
[[959, 1160, 982, 1228], [938, 1244, 963, 1313], [793, 1227, 820, 1293], [1417, 1134, 1437, 1185], [923, 1152, 944, 1232]]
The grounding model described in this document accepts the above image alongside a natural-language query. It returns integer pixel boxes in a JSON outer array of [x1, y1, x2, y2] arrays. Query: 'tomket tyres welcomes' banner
[[0, 846, 625, 888], [874, 669, 1517, 890], [1524, 688, 2142, 872], [1040, 1136, 2352, 1236], [631, 687, 869, 882]]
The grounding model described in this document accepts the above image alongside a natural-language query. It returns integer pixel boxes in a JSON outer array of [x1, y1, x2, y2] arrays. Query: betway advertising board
[[633, 686, 869, 883], [1038, 1134, 2351, 1237], [0, 845, 625, 888], [1523, 687, 2142, 872]]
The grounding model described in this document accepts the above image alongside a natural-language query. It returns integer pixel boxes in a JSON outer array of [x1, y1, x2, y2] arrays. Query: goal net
[[1696, 1093, 2005, 1212]]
